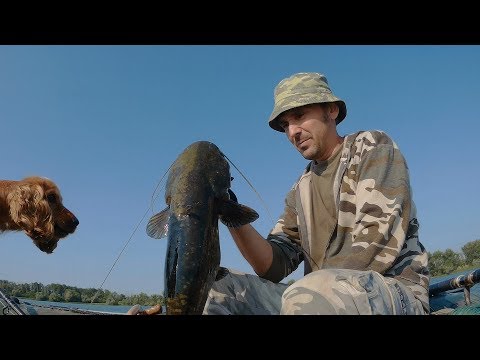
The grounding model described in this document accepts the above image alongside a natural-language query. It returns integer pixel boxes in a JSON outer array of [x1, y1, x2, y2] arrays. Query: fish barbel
[[146, 141, 259, 314]]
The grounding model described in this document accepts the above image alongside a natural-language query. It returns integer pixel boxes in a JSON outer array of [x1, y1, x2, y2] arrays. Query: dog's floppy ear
[[7, 182, 55, 240]]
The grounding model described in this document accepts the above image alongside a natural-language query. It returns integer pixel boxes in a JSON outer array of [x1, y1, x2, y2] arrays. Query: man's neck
[[315, 135, 344, 163]]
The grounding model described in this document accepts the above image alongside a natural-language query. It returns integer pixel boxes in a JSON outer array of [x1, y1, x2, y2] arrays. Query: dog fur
[[0, 176, 79, 253]]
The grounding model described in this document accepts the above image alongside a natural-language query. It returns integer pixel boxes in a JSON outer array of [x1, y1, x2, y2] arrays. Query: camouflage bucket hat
[[268, 72, 347, 132]]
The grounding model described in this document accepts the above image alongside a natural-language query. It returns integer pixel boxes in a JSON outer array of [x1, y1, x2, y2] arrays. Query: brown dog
[[0, 176, 79, 253]]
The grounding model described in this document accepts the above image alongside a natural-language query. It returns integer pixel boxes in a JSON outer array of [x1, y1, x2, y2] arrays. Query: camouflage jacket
[[264, 130, 430, 312]]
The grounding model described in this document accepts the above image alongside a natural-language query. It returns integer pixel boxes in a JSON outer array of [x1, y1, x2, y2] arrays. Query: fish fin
[[219, 199, 259, 228], [146, 207, 170, 239], [215, 266, 229, 281]]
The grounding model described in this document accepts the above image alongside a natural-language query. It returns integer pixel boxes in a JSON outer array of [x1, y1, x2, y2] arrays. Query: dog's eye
[[47, 194, 57, 203]]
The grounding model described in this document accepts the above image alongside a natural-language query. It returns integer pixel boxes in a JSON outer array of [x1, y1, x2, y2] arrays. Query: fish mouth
[[166, 295, 189, 315]]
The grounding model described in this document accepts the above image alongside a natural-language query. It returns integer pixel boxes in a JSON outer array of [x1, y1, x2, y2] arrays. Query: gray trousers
[[203, 268, 426, 315]]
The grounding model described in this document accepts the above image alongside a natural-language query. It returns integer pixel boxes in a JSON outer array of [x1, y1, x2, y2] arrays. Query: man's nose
[[287, 123, 301, 140]]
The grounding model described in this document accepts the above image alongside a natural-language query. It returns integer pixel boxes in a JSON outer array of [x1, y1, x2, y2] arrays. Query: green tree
[[428, 249, 465, 276], [1, 279, 163, 306], [30, 282, 43, 293], [149, 294, 164, 306], [48, 283, 67, 297], [48, 292, 63, 302], [35, 292, 49, 301], [105, 296, 119, 305], [10, 287, 23, 297], [89, 289, 106, 303], [64, 289, 81, 302], [461, 239, 480, 266]]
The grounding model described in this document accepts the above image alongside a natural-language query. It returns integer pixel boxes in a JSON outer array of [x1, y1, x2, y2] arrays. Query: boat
[[2, 268, 480, 315], [429, 268, 480, 315], [0, 290, 163, 315], [0, 290, 126, 315]]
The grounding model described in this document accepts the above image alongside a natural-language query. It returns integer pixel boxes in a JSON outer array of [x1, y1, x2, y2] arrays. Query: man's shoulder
[[347, 130, 397, 147]]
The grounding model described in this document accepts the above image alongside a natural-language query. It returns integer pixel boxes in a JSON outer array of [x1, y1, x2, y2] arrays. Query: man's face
[[277, 103, 337, 162]]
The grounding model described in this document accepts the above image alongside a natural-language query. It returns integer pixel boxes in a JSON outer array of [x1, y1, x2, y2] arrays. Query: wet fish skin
[[146, 141, 258, 314]]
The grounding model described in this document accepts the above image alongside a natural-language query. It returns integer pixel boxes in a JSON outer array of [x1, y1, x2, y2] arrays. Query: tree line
[[428, 239, 480, 277], [2, 239, 479, 303], [0, 280, 163, 306]]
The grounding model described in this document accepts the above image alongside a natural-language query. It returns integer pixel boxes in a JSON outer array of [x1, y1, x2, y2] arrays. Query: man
[[204, 72, 429, 315]]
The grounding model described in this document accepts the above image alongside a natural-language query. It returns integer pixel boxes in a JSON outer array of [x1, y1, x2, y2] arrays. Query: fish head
[[166, 141, 231, 205]]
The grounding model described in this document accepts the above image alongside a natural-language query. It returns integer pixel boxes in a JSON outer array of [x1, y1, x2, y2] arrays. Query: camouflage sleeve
[[261, 187, 304, 283], [339, 131, 413, 273]]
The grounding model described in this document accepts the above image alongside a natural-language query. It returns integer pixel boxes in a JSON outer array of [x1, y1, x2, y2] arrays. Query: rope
[[90, 166, 171, 303], [222, 152, 322, 270], [150, 162, 173, 212], [222, 152, 275, 226]]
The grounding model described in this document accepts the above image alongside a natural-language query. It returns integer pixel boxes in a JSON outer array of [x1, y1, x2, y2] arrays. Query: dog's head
[[8, 176, 79, 254]]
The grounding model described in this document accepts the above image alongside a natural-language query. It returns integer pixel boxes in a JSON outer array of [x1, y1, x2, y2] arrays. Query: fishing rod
[[429, 268, 480, 305], [0, 289, 25, 315]]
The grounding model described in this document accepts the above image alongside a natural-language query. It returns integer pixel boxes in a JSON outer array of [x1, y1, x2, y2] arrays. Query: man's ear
[[329, 102, 340, 122]]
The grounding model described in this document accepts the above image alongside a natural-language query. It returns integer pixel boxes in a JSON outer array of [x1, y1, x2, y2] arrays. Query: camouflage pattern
[[281, 269, 425, 314], [265, 130, 430, 313], [268, 72, 347, 132], [203, 268, 426, 315], [203, 268, 288, 315]]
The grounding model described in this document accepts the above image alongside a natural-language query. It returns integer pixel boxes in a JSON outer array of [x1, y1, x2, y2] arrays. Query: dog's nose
[[72, 215, 79, 227]]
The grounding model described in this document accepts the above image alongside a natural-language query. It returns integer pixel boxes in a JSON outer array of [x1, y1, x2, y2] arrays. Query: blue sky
[[1, 45, 479, 296]]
